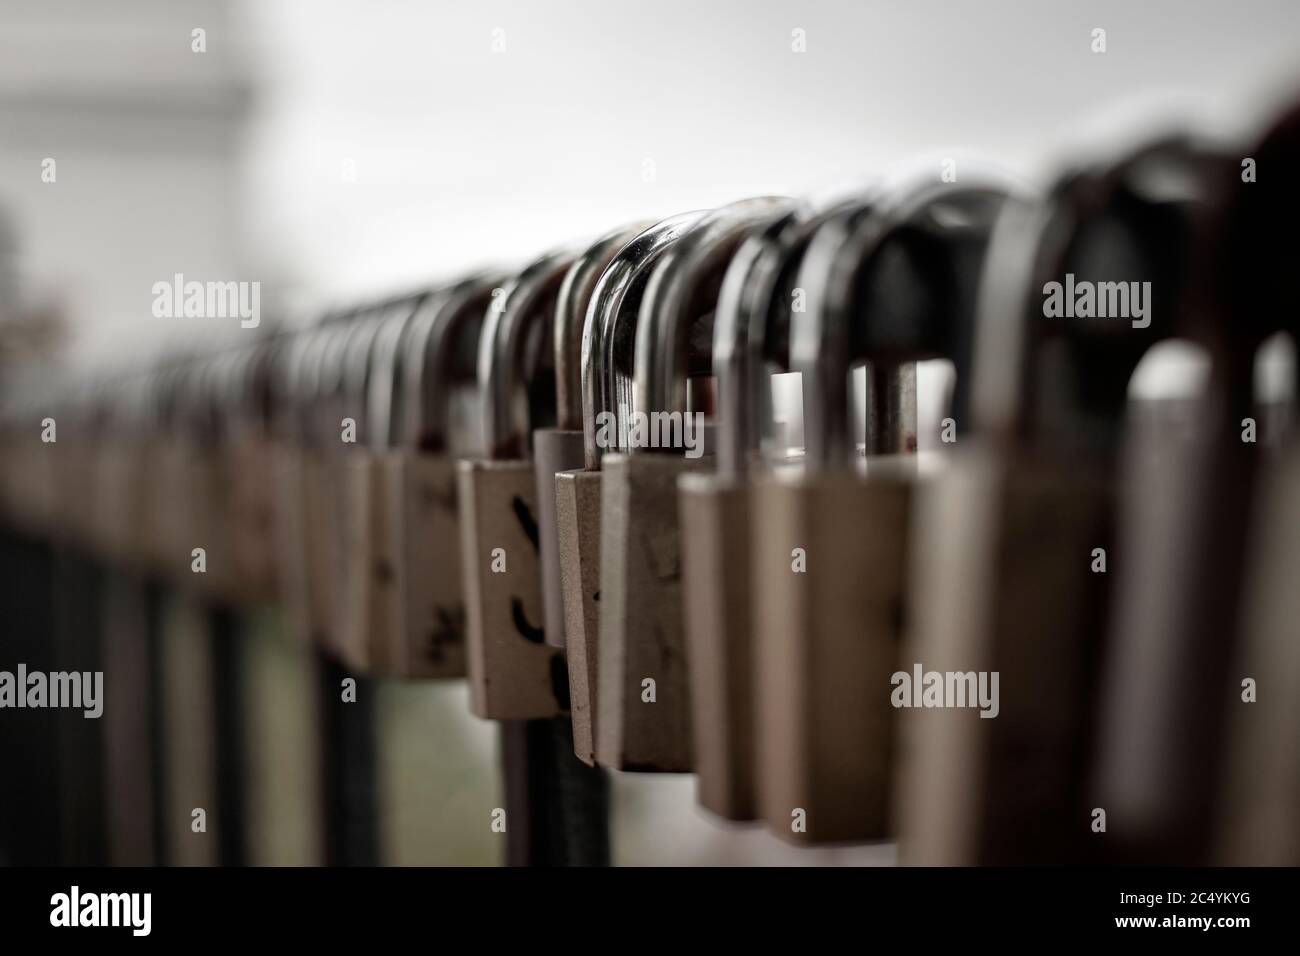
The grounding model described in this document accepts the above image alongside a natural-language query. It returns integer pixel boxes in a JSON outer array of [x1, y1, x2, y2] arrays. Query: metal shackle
[[478, 249, 579, 460], [713, 203, 842, 478], [784, 197, 883, 470], [971, 135, 1227, 451], [555, 223, 652, 432], [364, 290, 428, 452], [800, 177, 1019, 467], [1209, 100, 1300, 396], [633, 197, 795, 452], [580, 211, 707, 470], [398, 271, 503, 455]]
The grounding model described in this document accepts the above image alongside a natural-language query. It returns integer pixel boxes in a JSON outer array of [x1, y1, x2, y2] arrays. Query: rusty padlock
[[596, 198, 790, 773], [458, 251, 576, 719], [553, 214, 705, 765], [897, 138, 1220, 864], [370, 274, 501, 677]]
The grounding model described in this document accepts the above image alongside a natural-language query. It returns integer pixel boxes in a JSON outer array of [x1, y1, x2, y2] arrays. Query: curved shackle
[[308, 309, 369, 447], [783, 197, 893, 470], [581, 211, 708, 470], [970, 135, 1227, 453], [166, 352, 217, 441], [399, 271, 504, 455], [1209, 100, 1300, 405], [632, 197, 796, 453], [794, 177, 1019, 471], [364, 290, 430, 452], [338, 305, 398, 449], [712, 204, 820, 478], [555, 223, 653, 431], [479, 249, 580, 460]]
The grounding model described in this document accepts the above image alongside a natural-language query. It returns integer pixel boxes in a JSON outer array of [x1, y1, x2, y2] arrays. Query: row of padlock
[[1, 97, 1297, 863]]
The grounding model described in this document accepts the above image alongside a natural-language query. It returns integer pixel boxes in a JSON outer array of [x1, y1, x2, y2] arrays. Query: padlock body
[[1215, 443, 1300, 864], [555, 467, 602, 765], [457, 458, 567, 720], [597, 452, 705, 772], [896, 445, 1113, 864], [336, 452, 384, 673], [222, 426, 280, 604], [533, 427, 585, 649], [377, 451, 468, 678], [754, 468, 910, 843], [679, 472, 757, 820], [271, 442, 315, 645]]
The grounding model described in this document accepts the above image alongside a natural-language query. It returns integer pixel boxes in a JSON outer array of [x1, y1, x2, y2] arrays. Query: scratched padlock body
[[534, 223, 650, 658], [555, 213, 706, 765], [602, 198, 795, 775], [376, 274, 501, 678], [459, 250, 576, 719]]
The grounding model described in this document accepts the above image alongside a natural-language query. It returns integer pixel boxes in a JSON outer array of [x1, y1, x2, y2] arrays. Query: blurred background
[[0, 0, 1298, 865]]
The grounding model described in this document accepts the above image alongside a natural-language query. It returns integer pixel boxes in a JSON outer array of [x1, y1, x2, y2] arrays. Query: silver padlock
[[598, 198, 789, 773], [534, 223, 648, 660], [553, 213, 705, 764], [898, 138, 1217, 864], [678, 203, 815, 819], [755, 181, 1012, 845], [458, 251, 577, 719]]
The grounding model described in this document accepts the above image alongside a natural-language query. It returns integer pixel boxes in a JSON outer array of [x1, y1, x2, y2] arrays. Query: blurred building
[[0, 0, 256, 375]]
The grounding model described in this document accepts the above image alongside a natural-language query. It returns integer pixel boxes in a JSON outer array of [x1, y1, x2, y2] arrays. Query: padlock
[[896, 138, 1221, 864], [678, 198, 896, 819], [754, 181, 1011, 845], [303, 312, 370, 662], [229, 343, 282, 603], [534, 224, 648, 659], [1173, 106, 1300, 865], [186, 355, 242, 603], [369, 274, 501, 677], [677, 203, 816, 819], [331, 307, 405, 671], [148, 357, 230, 593], [92, 373, 152, 572], [361, 294, 426, 675], [1212, 103, 1300, 865], [269, 322, 331, 646], [553, 212, 706, 765], [458, 250, 577, 719], [597, 198, 789, 773]]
